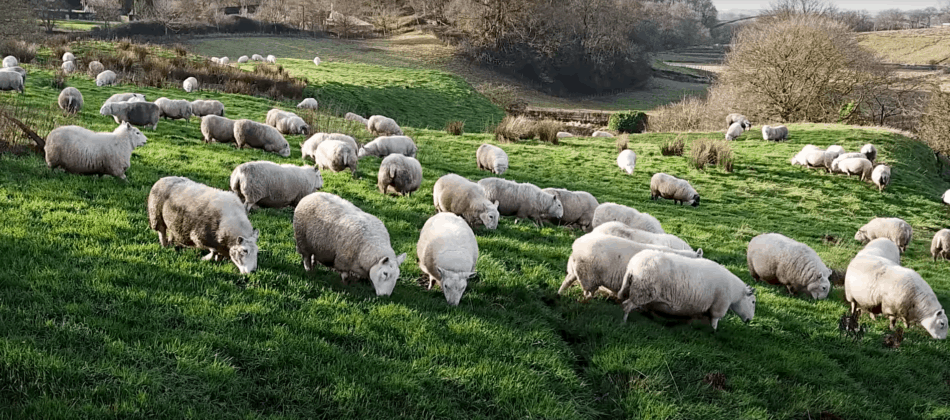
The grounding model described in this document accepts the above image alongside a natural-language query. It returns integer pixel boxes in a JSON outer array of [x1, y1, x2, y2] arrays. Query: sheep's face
[[730, 286, 756, 323], [479, 202, 500, 230], [99, 103, 112, 116], [544, 195, 564, 219], [357, 147, 368, 158], [230, 230, 259, 274], [438, 268, 475, 306], [124, 125, 148, 149], [922, 309, 948, 340], [854, 229, 867, 243], [129, 94, 146, 103], [278, 144, 291, 158], [369, 253, 406, 296], [689, 195, 700, 207], [807, 275, 831, 300]]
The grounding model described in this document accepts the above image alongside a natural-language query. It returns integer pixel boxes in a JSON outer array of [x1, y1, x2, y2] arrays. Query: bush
[[534, 120, 561, 145], [0, 40, 37, 64], [446, 120, 465, 136], [661, 137, 686, 156], [918, 86, 950, 157], [608, 111, 648, 134], [494, 116, 561, 144], [647, 95, 722, 132], [689, 138, 734, 172], [616, 135, 629, 152]]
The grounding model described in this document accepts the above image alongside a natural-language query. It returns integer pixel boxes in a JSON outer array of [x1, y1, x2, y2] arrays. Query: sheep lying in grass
[[191, 100, 225, 117], [297, 98, 318, 110], [378, 153, 422, 196], [200, 115, 236, 143], [476, 143, 509, 175], [233, 119, 291, 157], [148, 176, 259, 274], [747, 233, 831, 299], [0, 71, 24, 93], [251, 54, 264, 61], [861, 143, 877, 162], [61, 61, 76, 74], [619, 250, 756, 329], [301, 133, 358, 162], [541, 188, 598, 231], [314, 139, 359, 179], [761, 125, 788, 141], [238, 55, 249, 63], [617, 149, 636, 174], [846, 238, 947, 339], [88, 60, 104, 75], [855, 217, 913, 254], [2, 56, 17, 68], [266, 109, 310, 135], [477, 177, 563, 226], [725, 122, 745, 140], [155, 97, 194, 121], [96, 70, 117, 87], [293, 192, 406, 296], [931, 229, 950, 261], [557, 131, 573, 138], [433, 174, 499, 230], [650, 173, 700, 206], [591, 130, 613, 137], [943, 190, 950, 206], [836, 157, 873, 181], [313, 56, 321, 66], [230, 161, 323, 211], [183, 77, 199, 93], [359, 136, 417, 159], [872, 164, 891, 192], [417, 212, 478, 306], [591, 202, 664, 234], [726, 113, 752, 129], [57, 87, 83, 115], [99, 101, 160, 130], [45, 122, 147, 179], [593, 221, 695, 252], [367, 115, 404, 136], [266, 55, 276, 63]]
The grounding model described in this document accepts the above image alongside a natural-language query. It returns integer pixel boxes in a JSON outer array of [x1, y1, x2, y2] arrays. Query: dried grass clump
[[616, 135, 628, 152], [494, 116, 562, 144], [0, 40, 37, 65], [648, 95, 722, 133], [689, 138, 734, 172], [445, 120, 465, 136], [661, 137, 686, 156], [534, 120, 561, 145], [0, 95, 57, 155]]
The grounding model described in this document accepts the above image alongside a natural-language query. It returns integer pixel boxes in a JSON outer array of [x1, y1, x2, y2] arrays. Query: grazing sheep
[[0, 66, 27, 83], [592, 221, 695, 252], [45, 122, 147, 179], [855, 217, 913, 253], [803, 149, 840, 172], [377, 153, 422, 196], [99, 101, 160, 130], [183, 77, 199, 93], [200, 115, 236, 143], [591, 130, 613, 137], [591, 202, 664, 234], [314, 139, 359, 179], [2, 56, 17, 68], [746, 233, 831, 299], [617, 149, 636, 174], [650, 172, 700, 206], [872, 164, 891, 192], [477, 177, 563, 226], [725, 122, 744, 140], [190, 99, 225, 117], [726, 113, 752, 129], [297, 98, 319, 110], [62, 52, 75, 62], [0, 71, 24, 93], [619, 250, 756, 330], [761, 125, 788, 141], [367, 115, 404, 136], [540, 188, 599, 231], [301, 133, 358, 162], [931, 229, 950, 261], [845, 238, 947, 339], [105, 92, 145, 104], [943, 190, 950, 206], [836, 157, 873, 181], [266, 55, 276, 63], [219, 57, 230, 65], [293, 192, 406, 296], [557, 233, 703, 301], [147, 176, 259, 274], [61, 60, 76, 74], [57, 87, 83, 115], [87, 60, 104, 75], [345, 112, 368, 125], [237, 55, 249, 63], [233, 119, 291, 157], [417, 212, 478, 306], [861, 143, 877, 162], [95, 70, 117, 87], [358, 135, 417, 159], [313, 56, 321, 66], [790, 144, 821, 166], [210, 57, 220, 65], [154, 97, 194, 121], [556, 131, 574, 139], [476, 143, 508, 175], [432, 174, 500, 230], [251, 54, 264, 61], [266, 109, 310, 135], [827, 145, 845, 154], [830, 152, 867, 173], [230, 161, 323, 211]]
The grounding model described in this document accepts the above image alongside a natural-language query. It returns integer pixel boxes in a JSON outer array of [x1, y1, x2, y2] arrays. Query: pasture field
[[2, 66, 950, 420], [858, 27, 950, 65]]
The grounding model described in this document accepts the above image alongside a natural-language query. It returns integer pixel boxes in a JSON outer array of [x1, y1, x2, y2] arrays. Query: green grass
[[50, 20, 104, 32], [2, 65, 950, 419], [858, 28, 950, 65]]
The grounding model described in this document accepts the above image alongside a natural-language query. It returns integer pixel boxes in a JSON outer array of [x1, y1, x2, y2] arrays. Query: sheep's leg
[[888, 316, 897, 330], [710, 316, 720, 331], [868, 312, 877, 321], [580, 290, 593, 303], [202, 250, 217, 261], [157, 230, 169, 247], [557, 273, 577, 295], [301, 252, 313, 271]]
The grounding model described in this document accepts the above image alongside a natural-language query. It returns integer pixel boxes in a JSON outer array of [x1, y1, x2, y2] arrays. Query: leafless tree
[[765, 0, 837, 20], [0, 0, 40, 39], [875, 9, 906, 31], [138, 0, 180, 35], [87, 0, 123, 31], [835, 10, 874, 32], [34, 0, 70, 33]]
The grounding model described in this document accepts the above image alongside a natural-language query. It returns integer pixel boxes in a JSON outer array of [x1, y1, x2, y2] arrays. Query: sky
[[713, 0, 943, 12]]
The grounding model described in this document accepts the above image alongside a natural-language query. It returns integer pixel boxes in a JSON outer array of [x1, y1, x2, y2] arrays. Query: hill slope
[[1, 67, 950, 419], [858, 27, 950, 65]]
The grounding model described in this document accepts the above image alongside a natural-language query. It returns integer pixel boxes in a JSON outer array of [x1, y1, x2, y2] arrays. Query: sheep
[[592, 221, 695, 252], [301, 133, 358, 162], [377, 153, 422, 196], [230, 161, 323, 211], [57, 87, 83, 115], [358, 135, 417, 159], [829, 152, 867, 173], [591, 202, 664, 234], [477, 177, 563, 226], [87, 60, 104, 75], [266, 55, 276, 63], [297, 98, 319, 110], [540, 188, 599, 231], [432, 174, 500, 230], [931, 229, 950, 261], [190, 99, 225, 117], [147, 176, 259, 274], [105, 92, 146, 104], [183, 77, 199, 93], [803, 149, 840, 172], [61, 60, 76, 74], [871, 164, 891, 192], [345, 112, 368, 125], [95, 70, 117, 87], [476, 143, 508, 175], [314, 139, 359, 179], [293, 192, 406, 296], [154, 97, 194, 121], [726, 113, 752, 129], [836, 157, 873, 181], [617, 149, 636, 175], [618, 250, 756, 330], [313, 56, 321, 66], [367, 115, 404, 136], [650, 172, 700, 206], [826, 145, 845, 155], [233, 119, 291, 157], [746, 233, 832, 299], [0, 66, 27, 83], [45, 122, 147, 179], [557, 233, 703, 302], [219, 57, 230, 65], [861, 143, 877, 162], [417, 212, 478, 306], [200, 115, 236, 143], [725, 122, 744, 140], [855, 217, 913, 254], [237, 55, 249, 63], [2, 56, 17, 68], [99, 101, 160, 130], [591, 130, 613, 137], [0, 71, 24, 93], [790, 144, 821, 165], [761, 125, 788, 141], [251, 54, 264, 61], [556, 131, 574, 138], [845, 238, 948, 339], [266, 109, 310, 135], [62, 52, 75, 62], [943, 190, 950, 206]]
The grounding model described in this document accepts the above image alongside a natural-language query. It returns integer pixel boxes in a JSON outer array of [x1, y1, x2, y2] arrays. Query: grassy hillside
[[2, 67, 950, 420], [858, 27, 950, 65]]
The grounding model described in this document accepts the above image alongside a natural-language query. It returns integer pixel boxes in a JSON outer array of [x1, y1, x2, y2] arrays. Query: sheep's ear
[[395, 253, 406, 265], [464, 271, 477, 280], [937, 309, 945, 318], [250, 229, 260, 240], [695, 248, 703, 258], [436, 267, 446, 279], [491, 200, 499, 209], [747, 287, 756, 296]]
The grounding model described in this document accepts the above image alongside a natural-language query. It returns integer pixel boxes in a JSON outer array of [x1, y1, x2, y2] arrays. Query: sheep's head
[[357, 146, 368, 158], [854, 229, 867, 243], [479, 201, 500, 230], [730, 286, 756, 323], [807, 271, 831, 300], [278, 143, 291, 158], [689, 194, 700, 207], [119, 123, 148, 149], [438, 267, 475, 306], [99, 102, 113, 116], [369, 253, 406, 296], [543, 194, 564, 219], [922, 309, 948, 340], [230, 229, 259, 274]]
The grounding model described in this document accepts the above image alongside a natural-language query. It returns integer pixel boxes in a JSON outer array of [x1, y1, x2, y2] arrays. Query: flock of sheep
[[3, 51, 949, 341]]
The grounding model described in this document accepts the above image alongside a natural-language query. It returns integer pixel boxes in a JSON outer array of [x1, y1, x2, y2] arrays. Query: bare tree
[[835, 10, 874, 32], [766, 0, 837, 20], [34, 0, 70, 33], [0, 0, 40, 38], [875, 9, 906, 31], [138, 0, 180, 35], [87, 0, 123, 30]]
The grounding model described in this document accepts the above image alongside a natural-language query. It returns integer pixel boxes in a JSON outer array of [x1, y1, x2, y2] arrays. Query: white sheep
[[617, 149, 636, 175], [591, 202, 664, 234], [746, 233, 831, 299], [148, 176, 259, 274], [836, 157, 873, 181], [790, 144, 821, 166], [619, 250, 756, 330], [592, 221, 695, 252], [57, 87, 83, 115], [266, 55, 276, 63], [2, 56, 18, 68], [358, 135, 417, 158], [0, 66, 27, 83], [650, 172, 700, 206], [154, 97, 194, 120], [293, 192, 406, 296], [183, 77, 199, 93], [266, 109, 310, 135], [433, 174, 499, 230], [99, 101, 160, 130], [61, 60, 76, 74], [845, 238, 947, 339], [314, 139, 359, 178], [87, 60, 104, 75], [931, 229, 950, 261], [219, 57, 230, 65], [803, 149, 839, 172], [313, 56, 321, 66], [855, 217, 913, 253], [301, 133, 358, 162], [871, 164, 891, 192], [45, 122, 147, 179], [725, 122, 744, 140], [62, 52, 75, 62], [366, 115, 404, 136], [237, 55, 249, 63], [297, 98, 319, 110], [761, 125, 788, 141], [95, 70, 117, 87], [829, 152, 867, 173], [943, 190, 950, 206], [540, 188, 598, 232], [200, 115, 236, 143], [104, 92, 146, 104], [477, 177, 563, 226], [0, 71, 24, 93], [190, 99, 225, 117], [233, 119, 291, 157], [826, 145, 845, 154], [591, 130, 613, 137], [230, 161, 323, 211], [417, 212, 478, 306], [251, 54, 264, 61], [556, 131, 573, 139], [377, 153, 422, 196], [476, 143, 508, 175], [345, 112, 368, 125], [861, 143, 877, 162], [726, 113, 752, 129]]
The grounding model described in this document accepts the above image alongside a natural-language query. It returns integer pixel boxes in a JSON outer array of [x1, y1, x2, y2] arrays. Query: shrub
[[608, 111, 648, 134], [445, 120, 465, 136], [648, 95, 721, 132], [534, 120, 561, 145], [918, 86, 950, 157], [661, 137, 686, 156], [689, 138, 734, 172], [494, 116, 534, 143], [475, 83, 519, 109], [616, 135, 629, 152], [0, 40, 37, 64]]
